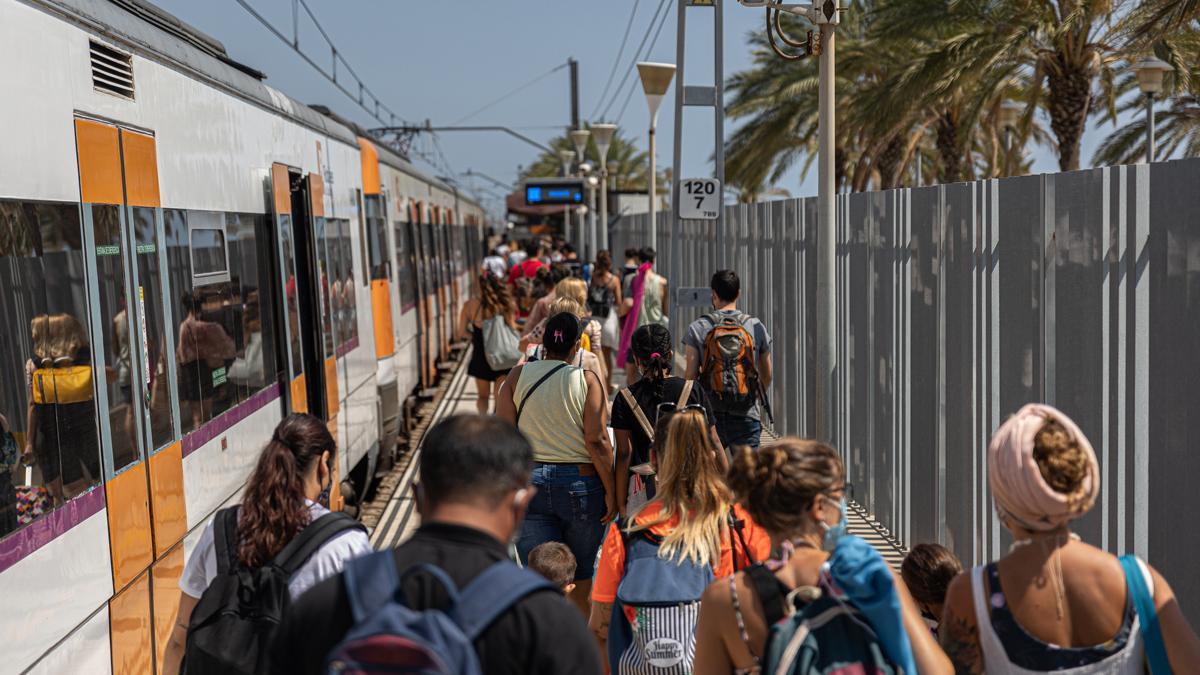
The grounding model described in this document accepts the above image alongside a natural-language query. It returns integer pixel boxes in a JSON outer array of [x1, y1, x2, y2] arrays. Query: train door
[[74, 118, 190, 673]]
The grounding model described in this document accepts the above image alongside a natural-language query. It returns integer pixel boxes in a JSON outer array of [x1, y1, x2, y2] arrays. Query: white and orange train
[[0, 0, 485, 672]]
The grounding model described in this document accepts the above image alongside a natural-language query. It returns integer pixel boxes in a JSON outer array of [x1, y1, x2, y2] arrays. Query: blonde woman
[[589, 410, 771, 673], [456, 273, 517, 414]]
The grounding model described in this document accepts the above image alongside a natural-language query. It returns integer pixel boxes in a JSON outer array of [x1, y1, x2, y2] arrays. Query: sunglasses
[[655, 401, 706, 422]]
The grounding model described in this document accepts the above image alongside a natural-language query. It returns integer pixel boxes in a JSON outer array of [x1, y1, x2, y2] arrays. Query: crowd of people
[[163, 237, 1200, 674]]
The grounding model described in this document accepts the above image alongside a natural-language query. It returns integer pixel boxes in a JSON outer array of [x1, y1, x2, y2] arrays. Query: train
[[0, 0, 486, 672]]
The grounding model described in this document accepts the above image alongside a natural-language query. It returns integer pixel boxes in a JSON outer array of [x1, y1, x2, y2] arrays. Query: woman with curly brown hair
[[693, 439, 948, 674], [162, 414, 370, 675], [457, 272, 518, 413], [937, 404, 1200, 674]]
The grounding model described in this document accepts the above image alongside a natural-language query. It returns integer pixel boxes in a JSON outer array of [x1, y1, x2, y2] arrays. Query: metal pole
[[565, 205, 572, 246], [1146, 93, 1155, 164], [649, 125, 658, 249], [670, 0, 687, 321], [815, 23, 836, 443], [600, 169, 609, 252], [589, 182, 598, 261], [569, 58, 580, 131], [714, 0, 725, 272]]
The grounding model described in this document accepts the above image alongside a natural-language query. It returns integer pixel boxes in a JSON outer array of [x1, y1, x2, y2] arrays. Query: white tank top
[[970, 560, 1152, 674]]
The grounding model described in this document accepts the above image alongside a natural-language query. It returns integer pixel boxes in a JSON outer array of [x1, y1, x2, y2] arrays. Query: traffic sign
[[679, 178, 721, 220]]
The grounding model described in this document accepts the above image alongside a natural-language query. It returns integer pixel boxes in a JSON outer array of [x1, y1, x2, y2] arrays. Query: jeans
[[516, 463, 607, 580], [714, 413, 762, 450]]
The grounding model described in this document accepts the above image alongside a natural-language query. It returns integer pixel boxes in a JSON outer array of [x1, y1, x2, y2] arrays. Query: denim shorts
[[516, 463, 607, 581], [714, 413, 762, 450]]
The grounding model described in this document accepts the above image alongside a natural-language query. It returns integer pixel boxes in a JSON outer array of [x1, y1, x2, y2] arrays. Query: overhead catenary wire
[[615, 2, 672, 125], [597, 0, 670, 122], [590, 0, 642, 120], [232, 0, 408, 128], [451, 62, 571, 126]]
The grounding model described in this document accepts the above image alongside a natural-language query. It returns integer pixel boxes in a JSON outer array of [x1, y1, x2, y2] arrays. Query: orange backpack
[[700, 312, 758, 414]]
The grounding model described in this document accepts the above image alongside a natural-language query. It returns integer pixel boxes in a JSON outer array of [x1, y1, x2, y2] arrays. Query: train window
[[130, 207, 175, 451], [315, 217, 335, 358], [338, 218, 358, 345], [364, 195, 388, 281], [393, 221, 417, 311], [277, 214, 303, 379], [225, 213, 275, 397], [89, 204, 142, 473], [0, 200, 101, 539]]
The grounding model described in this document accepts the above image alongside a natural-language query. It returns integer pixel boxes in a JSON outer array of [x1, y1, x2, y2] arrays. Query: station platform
[[364, 349, 908, 569]]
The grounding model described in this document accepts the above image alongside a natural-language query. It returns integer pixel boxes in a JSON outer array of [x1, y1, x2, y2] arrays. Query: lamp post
[[585, 170, 600, 263], [559, 148, 577, 244], [998, 101, 1022, 177], [1134, 57, 1172, 164], [570, 128, 591, 257], [592, 123, 617, 253], [637, 62, 676, 250]]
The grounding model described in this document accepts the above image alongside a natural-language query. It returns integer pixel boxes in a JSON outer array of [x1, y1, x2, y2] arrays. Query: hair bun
[[1033, 419, 1089, 494]]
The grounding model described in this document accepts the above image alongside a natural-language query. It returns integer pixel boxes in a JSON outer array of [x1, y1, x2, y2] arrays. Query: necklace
[[1008, 531, 1080, 620]]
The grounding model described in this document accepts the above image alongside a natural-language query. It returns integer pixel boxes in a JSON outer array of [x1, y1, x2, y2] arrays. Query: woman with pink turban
[[937, 404, 1200, 673]]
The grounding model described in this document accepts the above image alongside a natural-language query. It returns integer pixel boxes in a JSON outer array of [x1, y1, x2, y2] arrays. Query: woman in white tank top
[[939, 404, 1200, 673]]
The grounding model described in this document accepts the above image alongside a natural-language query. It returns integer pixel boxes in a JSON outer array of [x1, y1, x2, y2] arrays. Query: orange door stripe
[[120, 130, 161, 208], [325, 356, 339, 420], [148, 442, 187, 558], [372, 279, 396, 359], [109, 571, 153, 675], [309, 172, 325, 218], [75, 119, 123, 205], [107, 463, 154, 592], [272, 163, 292, 215], [290, 374, 308, 414], [358, 137, 381, 195], [151, 546, 185, 675]]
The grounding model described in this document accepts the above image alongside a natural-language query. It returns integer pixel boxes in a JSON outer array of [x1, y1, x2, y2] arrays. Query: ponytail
[[237, 414, 335, 568], [631, 324, 673, 401]]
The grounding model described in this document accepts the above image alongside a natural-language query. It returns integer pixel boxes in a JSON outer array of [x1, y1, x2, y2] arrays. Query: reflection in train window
[[315, 217, 335, 359], [0, 200, 101, 539], [277, 214, 303, 379], [364, 195, 388, 281], [166, 209, 280, 437], [131, 207, 175, 451], [92, 204, 141, 472], [339, 219, 358, 344], [394, 221, 417, 310]]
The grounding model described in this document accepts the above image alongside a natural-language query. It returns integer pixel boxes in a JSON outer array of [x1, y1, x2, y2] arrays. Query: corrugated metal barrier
[[611, 160, 1200, 623]]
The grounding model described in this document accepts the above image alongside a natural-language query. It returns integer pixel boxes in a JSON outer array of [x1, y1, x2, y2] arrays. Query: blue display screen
[[526, 182, 584, 205]]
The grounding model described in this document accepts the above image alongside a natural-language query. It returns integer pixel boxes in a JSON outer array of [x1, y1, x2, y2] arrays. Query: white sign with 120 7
[[680, 178, 721, 220]]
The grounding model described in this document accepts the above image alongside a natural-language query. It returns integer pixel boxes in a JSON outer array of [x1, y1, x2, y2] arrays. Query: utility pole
[[569, 57, 580, 131], [815, 19, 836, 442]]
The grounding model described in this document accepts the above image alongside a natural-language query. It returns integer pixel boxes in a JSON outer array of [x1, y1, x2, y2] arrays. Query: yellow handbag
[[31, 366, 94, 405]]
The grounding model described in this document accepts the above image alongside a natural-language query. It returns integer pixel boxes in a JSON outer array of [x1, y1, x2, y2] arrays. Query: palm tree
[[519, 125, 666, 193]]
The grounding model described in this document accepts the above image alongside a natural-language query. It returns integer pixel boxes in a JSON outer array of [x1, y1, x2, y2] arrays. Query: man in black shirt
[[270, 414, 602, 675]]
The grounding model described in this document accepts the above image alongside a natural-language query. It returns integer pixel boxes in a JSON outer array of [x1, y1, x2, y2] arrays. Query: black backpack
[[588, 282, 614, 318], [183, 506, 365, 675]]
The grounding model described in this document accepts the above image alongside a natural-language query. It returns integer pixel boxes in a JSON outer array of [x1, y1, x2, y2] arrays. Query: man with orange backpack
[[683, 270, 773, 450]]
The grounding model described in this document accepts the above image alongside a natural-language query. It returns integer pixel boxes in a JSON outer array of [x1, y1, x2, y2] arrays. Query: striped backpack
[[606, 521, 713, 675]]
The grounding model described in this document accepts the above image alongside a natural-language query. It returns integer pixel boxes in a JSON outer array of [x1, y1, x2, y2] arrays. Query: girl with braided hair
[[610, 324, 723, 515]]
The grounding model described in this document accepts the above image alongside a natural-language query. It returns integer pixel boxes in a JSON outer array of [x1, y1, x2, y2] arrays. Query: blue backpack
[[607, 522, 715, 675], [760, 590, 899, 675], [325, 551, 554, 674]]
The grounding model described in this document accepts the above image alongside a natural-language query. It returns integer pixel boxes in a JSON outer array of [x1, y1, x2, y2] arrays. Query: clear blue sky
[[153, 0, 1112, 217]]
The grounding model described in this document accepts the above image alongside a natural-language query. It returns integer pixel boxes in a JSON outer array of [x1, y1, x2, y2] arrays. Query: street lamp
[[570, 129, 592, 258], [998, 101, 1022, 176], [558, 149, 577, 242], [591, 123, 618, 252], [637, 62, 676, 249], [570, 128, 591, 163], [1134, 57, 1172, 164]]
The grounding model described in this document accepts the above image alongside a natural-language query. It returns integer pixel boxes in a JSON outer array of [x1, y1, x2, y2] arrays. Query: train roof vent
[[90, 41, 135, 99]]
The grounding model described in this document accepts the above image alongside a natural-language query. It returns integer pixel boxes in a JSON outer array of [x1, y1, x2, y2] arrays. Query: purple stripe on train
[[0, 486, 105, 575], [182, 383, 282, 458], [336, 336, 360, 359]]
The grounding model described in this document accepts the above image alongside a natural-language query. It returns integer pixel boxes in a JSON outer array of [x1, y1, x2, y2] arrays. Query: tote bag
[[482, 315, 522, 370]]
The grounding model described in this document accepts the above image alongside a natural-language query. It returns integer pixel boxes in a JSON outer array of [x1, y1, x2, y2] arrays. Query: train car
[[0, 0, 484, 672]]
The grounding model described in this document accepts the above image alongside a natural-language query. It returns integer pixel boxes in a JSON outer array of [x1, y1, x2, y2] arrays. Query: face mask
[[819, 495, 848, 552]]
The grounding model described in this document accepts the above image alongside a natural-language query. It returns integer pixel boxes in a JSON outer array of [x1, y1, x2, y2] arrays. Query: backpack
[[513, 276, 538, 314], [325, 552, 555, 674], [699, 312, 759, 415], [184, 507, 365, 675], [588, 282, 615, 318], [756, 573, 899, 675], [607, 520, 714, 675]]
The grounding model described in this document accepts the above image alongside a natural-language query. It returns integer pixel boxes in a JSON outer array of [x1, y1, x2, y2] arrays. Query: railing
[[612, 159, 1200, 624]]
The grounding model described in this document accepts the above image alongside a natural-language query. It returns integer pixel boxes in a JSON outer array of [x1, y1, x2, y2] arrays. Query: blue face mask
[[820, 495, 848, 551]]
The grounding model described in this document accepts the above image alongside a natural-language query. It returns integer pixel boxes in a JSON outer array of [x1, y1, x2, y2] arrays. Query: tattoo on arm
[[940, 610, 984, 675]]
